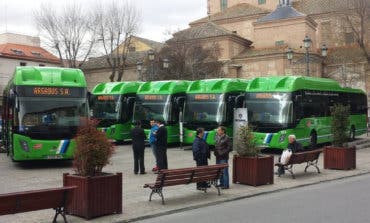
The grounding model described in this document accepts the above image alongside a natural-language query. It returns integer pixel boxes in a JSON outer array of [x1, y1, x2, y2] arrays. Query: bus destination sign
[[97, 95, 115, 101], [193, 94, 217, 100], [33, 87, 71, 96], [144, 95, 165, 101], [17, 86, 85, 98]]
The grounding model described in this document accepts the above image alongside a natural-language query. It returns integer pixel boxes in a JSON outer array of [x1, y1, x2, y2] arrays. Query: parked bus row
[[1, 66, 367, 161]]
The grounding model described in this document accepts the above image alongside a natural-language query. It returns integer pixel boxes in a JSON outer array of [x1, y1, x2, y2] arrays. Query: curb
[[116, 170, 370, 223]]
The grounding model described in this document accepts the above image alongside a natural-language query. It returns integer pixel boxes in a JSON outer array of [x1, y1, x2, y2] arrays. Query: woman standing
[[192, 128, 210, 190]]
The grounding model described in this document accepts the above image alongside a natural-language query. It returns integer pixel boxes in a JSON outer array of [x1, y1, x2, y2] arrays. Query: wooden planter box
[[63, 172, 122, 219], [324, 146, 356, 170], [232, 155, 274, 186]]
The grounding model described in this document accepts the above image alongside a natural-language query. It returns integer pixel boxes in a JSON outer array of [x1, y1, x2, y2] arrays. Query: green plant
[[330, 104, 350, 147], [73, 119, 115, 176], [234, 124, 259, 157]]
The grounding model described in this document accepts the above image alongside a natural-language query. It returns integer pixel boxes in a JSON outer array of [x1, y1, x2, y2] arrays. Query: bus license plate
[[46, 155, 63, 159]]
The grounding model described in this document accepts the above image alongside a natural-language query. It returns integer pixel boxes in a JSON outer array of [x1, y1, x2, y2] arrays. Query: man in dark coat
[[192, 127, 210, 189], [155, 120, 168, 170], [214, 126, 232, 189], [130, 121, 146, 174]]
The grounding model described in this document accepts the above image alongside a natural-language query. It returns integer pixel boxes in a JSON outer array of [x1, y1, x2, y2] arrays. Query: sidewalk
[[1, 137, 370, 223]]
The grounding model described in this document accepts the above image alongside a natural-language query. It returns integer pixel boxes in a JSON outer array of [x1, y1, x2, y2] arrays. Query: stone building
[[0, 33, 61, 108], [82, 36, 163, 91], [178, 0, 369, 93]]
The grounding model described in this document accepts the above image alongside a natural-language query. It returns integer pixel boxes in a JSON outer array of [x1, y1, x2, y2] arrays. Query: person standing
[[130, 121, 147, 174], [192, 127, 210, 190], [149, 119, 159, 172], [214, 126, 232, 189], [155, 120, 168, 170]]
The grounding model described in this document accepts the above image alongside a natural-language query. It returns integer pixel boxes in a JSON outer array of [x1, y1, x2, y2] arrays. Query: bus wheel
[[309, 132, 317, 150], [349, 126, 356, 141]]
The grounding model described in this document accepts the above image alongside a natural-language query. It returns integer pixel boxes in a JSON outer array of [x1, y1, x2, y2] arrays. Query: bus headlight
[[279, 134, 286, 143], [20, 140, 30, 152]]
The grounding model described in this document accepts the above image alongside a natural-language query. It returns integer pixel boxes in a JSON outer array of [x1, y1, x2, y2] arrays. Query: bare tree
[[153, 40, 223, 80], [34, 3, 98, 68], [95, 1, 141, 82], [346, 0, 370, 89]]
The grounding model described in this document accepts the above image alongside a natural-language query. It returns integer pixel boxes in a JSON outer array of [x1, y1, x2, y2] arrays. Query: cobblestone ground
[[1, 138, 370, 223]]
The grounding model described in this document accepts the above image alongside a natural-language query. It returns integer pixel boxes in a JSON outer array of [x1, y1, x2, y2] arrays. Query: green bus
[[183, 78, 249, 145], [133, 80, 189, 143], [1, 67, 89, 161], [244, 76, 367, 150], [89, 82, 142, 143]]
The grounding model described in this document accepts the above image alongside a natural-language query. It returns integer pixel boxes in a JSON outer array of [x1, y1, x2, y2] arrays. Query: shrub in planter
[[324, 104, 356, 170], [232, 125, 274, 186], [63, 119, 122, 219]]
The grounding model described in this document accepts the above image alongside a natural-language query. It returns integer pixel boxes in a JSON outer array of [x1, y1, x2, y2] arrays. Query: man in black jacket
[[214, 126, 232, 189], [192, 127, 210, 189], [155, 120, 168, 170], [131, 121, 147, 174]]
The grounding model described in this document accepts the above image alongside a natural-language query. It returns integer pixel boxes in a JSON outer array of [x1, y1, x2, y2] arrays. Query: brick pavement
[[1, 138, 370, 223]]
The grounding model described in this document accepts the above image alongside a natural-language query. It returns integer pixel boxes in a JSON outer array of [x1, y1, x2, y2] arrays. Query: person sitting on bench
[[277, 135, 303, 175]]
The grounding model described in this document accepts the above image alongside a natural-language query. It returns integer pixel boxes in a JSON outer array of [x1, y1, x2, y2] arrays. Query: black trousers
[[133, 149, 145, 174], [196, 157, 208, 188], [156, 146, 168, 170]]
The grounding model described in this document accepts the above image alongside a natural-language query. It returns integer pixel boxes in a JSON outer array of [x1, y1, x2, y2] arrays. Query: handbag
[[280, 149, 292, 165]]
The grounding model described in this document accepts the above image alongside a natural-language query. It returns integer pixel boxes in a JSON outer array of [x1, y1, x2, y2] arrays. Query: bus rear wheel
[[309, 132, 317, 150]]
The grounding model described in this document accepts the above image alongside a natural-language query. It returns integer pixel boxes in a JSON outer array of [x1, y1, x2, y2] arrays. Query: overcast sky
[[0, 0, 207, 42]]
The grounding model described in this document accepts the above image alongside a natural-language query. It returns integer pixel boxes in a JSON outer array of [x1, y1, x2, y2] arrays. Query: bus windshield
[[245, 93, 293, 127], [133, 94, 171, 124], [16, 97, 87, 139], [90, 95, 122, 127], [184, 94, 225, 125]]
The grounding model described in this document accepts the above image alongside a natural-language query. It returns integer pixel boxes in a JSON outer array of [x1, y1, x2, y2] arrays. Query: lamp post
[[286, 38, 328, 76], [147, 49, 155, 80], [136, 61, 143, 81], [303, 35, 312, 76]]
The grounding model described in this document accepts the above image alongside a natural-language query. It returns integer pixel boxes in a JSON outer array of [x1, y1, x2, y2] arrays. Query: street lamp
[[147, 49, 155, 80], [136, 61, 143, 81], [303, 35, 312, 76], [163, 58, 169, 69], [286, 47, 293, 63], [321, 44, 328, 57], [286, 37, 328, 76]]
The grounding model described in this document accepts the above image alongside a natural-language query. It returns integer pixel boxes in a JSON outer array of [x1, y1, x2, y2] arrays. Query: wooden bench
[[143, 163, 228, 204], [0, 186, 77, 223], [275, 149, 322, 179]]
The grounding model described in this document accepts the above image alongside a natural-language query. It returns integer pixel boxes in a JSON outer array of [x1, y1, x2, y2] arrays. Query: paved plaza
[[1, 138, 370, 223]]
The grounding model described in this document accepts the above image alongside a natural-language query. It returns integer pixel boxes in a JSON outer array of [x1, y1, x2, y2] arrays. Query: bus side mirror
[[235, 94, 245, 108], [176, 96, 185, 108], [87, 92, 92, 105]]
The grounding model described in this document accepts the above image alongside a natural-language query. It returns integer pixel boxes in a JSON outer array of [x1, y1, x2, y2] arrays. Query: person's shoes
[[152, 166, 158, 172], [221, 186, 229, 189], [134, 172, 138, 175], [140, 172, 147, 175], [275, 171, 285, 175]]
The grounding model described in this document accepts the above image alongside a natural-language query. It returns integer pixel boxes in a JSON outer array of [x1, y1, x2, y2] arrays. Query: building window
[[258, 0, 266, 5], [129, 45, 136, 52], [31, 51, 43, 57], [275, 40, 285, 46], [39, 64, 45, 67], [20, 62, 27, 66], [220, 0, 227, 11], [345, 32, 354, 45], [11, 49, 24, 55]]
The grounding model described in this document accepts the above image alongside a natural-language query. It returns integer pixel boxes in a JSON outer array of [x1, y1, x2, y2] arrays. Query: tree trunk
[[117, 67, 125, 82], [109, 68, 116, 82]]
